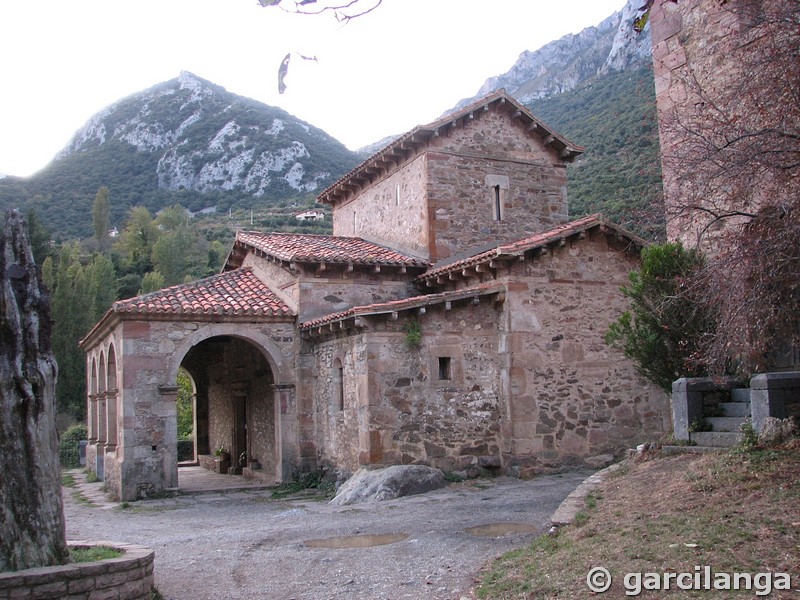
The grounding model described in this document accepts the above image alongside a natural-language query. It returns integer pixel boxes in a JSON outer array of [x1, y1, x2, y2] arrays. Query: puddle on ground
[[304, 533, 409, 549], [464, 522, 538, 537]]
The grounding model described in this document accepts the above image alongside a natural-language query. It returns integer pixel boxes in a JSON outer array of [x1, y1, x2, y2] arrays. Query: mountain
[[2, 0, 661, 241], [0, 72, 360, 239], [454, 0, 651, 108]]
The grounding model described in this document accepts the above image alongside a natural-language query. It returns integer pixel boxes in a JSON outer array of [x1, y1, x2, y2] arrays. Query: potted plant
[[214, 446, 230, 462]]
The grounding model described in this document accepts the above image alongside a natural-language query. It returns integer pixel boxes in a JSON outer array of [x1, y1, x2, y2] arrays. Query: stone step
[[690, 431, 742, 448], [706, 416, 746, 432], [719, 401, 751, 417], [662, 445, 722, 455], [730, 388, 751, 403]]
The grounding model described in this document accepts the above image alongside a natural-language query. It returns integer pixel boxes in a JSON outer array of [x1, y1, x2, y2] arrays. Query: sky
[[0, 0, 626, 178]]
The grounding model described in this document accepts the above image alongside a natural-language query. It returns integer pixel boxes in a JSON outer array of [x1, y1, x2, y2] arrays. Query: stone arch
[[106, 343, 118, 392], [166, 323, 295, 485], [88, 357, 98, 442], [167, 323, 293, 387], [97, 350, 107, 447], [105, 344, 119, 450]]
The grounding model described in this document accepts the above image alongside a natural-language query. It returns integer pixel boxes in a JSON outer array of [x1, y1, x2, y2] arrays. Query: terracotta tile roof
[[233, 231, 428, 267], [418, 214, 645, 284], [112, 268, 293, 318], [300, 282, 506, 330], [317, 89, 583, 206]]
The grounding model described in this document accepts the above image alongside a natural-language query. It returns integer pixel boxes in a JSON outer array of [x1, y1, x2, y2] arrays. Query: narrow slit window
[[333, 360, 344, 411], [337, 366, 344, 410], [493, 185, 502, 221], [438, 356, 452, 381], [396, 184, 401, 206]]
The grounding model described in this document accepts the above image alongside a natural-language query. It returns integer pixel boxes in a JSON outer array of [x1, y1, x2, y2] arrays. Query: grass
[[70, 489, 94, 506], [69, 545, 123, 562], [476, 441, 800, 599]]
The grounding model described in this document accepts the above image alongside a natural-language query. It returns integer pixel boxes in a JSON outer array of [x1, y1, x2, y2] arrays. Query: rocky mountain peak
[[453, 0, 651, 110], [56, 72, 358, 198]]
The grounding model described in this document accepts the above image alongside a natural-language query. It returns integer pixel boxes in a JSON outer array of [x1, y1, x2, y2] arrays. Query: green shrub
[[59, 424, 88, 468], [605, 243, 712, 391]]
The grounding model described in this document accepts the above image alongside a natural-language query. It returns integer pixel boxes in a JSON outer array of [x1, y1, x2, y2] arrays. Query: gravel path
[[64, 468, 587, 600]]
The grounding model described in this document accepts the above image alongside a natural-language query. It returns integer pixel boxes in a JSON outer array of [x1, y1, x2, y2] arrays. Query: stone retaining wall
[[0, 541, 154, 600]]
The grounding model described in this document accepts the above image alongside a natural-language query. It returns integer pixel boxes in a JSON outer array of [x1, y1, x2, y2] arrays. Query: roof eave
[[317, 90, 583, 206]]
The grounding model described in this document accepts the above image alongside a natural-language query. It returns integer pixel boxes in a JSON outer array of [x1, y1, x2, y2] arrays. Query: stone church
[[81, 90, 668, 501]]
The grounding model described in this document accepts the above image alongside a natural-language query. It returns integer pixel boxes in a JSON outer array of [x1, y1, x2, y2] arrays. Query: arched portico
[[167, 323, 293, 386], [171, 327, 295, 485], [80, 267, 298, 501]]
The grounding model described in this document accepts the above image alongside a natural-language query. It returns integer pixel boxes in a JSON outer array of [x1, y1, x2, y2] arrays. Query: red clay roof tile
[[299, 282, 506, 329], [235, 231, 428, 267], [418, 214, 645, 283], [113, 268, 292, 318]]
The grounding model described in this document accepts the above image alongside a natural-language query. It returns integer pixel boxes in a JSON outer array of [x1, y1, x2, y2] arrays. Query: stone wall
[[243, 253, 299, 312], [0, 541, 154, 600], [244, 250, 420, 323], [649, 0, 789, 247], [305, 334, 368, 473], [425, 110, 569, 261], [331, 108, 570, 263], [498, 233, 669, 475], [333, 154, 429, 259], [306, 299, 505, 475], [296, 275, 418, 323], [304, 232, 669, 478]]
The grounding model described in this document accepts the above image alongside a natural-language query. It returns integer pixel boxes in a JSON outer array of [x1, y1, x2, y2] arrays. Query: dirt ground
[[63, 467, 589, 600]]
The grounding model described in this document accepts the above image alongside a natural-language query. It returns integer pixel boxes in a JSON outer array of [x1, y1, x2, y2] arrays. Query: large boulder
[[330, 465, 447, 506]]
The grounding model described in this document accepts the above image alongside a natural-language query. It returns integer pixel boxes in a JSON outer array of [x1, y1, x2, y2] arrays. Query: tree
[[115, 206, 159, 274], [139, 270, 165, 295], [51, 244, 95, 419], [25, 209, 53, 266], [85, 253, 118, 322], [696, 202, 800, 377], [605, 243, 711, 391], [152, 205, 204, 286], [92, 187, 111, 252], [0, 210, 68, 572], [176, 369, 194, 440], [257, 0, 382, 22]]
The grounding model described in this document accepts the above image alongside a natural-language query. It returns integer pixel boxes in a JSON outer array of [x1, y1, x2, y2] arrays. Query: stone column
[[85, 394, 99, 476], [274, 384, 298, 481], [751, 372, 800, 434], [95, 393, 107, 480], [87, 394, 98, 442], [157, 385, 179, 490]]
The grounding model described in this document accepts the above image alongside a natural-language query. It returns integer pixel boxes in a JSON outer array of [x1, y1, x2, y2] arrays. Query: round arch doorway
[[179, 335, 280, 485]]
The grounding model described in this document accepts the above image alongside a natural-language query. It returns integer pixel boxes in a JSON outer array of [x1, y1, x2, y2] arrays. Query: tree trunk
[[0, 209, 68, 572]]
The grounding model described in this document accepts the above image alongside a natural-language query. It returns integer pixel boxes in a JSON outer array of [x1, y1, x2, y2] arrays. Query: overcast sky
[[1, 0, 626, 177]]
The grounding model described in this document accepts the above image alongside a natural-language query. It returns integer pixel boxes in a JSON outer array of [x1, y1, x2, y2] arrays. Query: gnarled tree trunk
[[0, 209, 67, 572]]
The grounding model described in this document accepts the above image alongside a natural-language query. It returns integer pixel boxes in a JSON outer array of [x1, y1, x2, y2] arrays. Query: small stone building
[[81, 90, 668, 501]]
